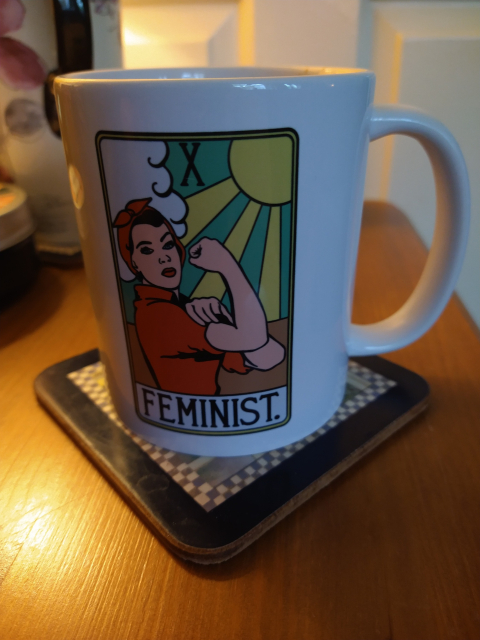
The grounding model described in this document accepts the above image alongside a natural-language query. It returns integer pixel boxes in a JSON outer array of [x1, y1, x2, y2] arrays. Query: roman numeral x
[[180, 142, 205, 187]]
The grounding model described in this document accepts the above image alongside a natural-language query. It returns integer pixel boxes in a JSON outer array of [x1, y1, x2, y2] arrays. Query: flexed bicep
[[189, 235, 269, 353]]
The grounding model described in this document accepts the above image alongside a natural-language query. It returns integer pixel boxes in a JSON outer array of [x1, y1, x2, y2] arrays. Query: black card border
[[95, 129, 299, 435]]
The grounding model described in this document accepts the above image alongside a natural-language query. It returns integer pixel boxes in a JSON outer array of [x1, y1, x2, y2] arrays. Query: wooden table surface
[[1, 202, 479, 640]]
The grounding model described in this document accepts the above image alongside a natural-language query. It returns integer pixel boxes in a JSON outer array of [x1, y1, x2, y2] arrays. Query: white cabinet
[[363, 2, 480, 327]]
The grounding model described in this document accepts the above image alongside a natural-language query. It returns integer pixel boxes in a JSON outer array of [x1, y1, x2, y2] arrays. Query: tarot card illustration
[[97, 129, 298, 435]]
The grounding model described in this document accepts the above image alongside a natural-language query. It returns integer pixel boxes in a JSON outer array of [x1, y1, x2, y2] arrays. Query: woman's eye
[[163, 241, 175, 250], [140, 247, 154, 255]]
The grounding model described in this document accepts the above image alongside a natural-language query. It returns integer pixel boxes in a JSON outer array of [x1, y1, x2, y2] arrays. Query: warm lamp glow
[[121, 4, 239, 69]]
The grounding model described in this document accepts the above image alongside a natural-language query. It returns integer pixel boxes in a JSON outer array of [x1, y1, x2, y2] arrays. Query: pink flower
[[0, 0, 47, 90], [0, 0, 25, 37], [0, 36, 47, 89]]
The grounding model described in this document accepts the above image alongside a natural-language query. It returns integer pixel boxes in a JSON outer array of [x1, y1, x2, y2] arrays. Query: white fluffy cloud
[[100, 139, 189, 280]]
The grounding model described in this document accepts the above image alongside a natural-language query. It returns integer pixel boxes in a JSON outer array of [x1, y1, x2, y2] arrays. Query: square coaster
[[66, 360, 396, 512], [35, 350, 429, 563]]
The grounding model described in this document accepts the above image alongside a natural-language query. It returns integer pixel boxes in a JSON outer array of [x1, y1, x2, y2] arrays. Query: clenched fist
[[189, 237, 233, 274]]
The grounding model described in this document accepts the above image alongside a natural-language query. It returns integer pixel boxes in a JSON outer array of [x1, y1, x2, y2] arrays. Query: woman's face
[[131, 223, 182, 290]]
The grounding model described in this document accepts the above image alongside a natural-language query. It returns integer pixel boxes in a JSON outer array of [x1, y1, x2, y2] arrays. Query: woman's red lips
[[162, 267, 176, 278]]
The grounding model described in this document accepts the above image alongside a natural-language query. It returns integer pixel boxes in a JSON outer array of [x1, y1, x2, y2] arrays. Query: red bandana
[[113, 198, 152, 274]]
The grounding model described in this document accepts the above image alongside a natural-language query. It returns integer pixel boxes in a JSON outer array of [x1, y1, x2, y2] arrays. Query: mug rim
[[55, 66, 372, 85]]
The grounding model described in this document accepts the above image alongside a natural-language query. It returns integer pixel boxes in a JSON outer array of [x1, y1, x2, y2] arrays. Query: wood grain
[[1, 202, 479, 640]]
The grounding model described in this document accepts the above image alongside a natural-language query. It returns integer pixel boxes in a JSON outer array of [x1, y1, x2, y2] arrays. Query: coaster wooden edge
[[171, 396, 429, 564]]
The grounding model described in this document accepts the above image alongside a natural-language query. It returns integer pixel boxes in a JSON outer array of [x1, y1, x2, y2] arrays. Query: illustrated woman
[[114, 198, 285, 395]]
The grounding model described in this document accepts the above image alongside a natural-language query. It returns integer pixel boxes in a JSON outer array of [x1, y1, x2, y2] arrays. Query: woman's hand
[[189, 238, 233, 274], [186, 297, 233, 326]]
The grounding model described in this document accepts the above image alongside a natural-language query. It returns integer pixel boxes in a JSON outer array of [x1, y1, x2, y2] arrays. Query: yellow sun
[[180, 133, 296, 321], [229, 136, 293, 205]]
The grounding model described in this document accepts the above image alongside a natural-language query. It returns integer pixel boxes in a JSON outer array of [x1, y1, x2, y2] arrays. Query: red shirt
[[134, 284, 248, 395]]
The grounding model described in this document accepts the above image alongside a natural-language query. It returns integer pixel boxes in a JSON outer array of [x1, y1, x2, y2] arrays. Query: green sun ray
[[224, 199, 262, 261], [190, 272, 226, 302], [280, 203, 292, 319], [190, 199, 262, 301], [182, 178, 239, 246], [121, 277, 141, 324], [259, 207, 281, 321], [180, 191, 250, 297], [238, 205, 271, 293]]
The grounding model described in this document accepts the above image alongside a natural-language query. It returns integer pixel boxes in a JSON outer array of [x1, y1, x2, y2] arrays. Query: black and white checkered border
[[325, 361, 396, 429], [67, 361, 395, 512]]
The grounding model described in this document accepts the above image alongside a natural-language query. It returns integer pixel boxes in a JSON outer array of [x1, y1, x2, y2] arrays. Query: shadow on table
[[173, 523, 282, 581], [0, 266, 69, 348]]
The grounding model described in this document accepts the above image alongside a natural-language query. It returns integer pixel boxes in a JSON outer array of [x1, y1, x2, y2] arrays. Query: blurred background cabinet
[[362, 2, 480, 330]]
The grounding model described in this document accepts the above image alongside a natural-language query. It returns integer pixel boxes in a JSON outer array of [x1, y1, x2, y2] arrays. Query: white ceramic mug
[[54, 67, 469, 456]]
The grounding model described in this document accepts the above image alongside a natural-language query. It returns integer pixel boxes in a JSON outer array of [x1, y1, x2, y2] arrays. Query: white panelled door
[[362, 1, 480, 328]]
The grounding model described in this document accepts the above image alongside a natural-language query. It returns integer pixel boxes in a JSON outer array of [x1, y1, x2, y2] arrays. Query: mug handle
[[347, 105, 470, 356]]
